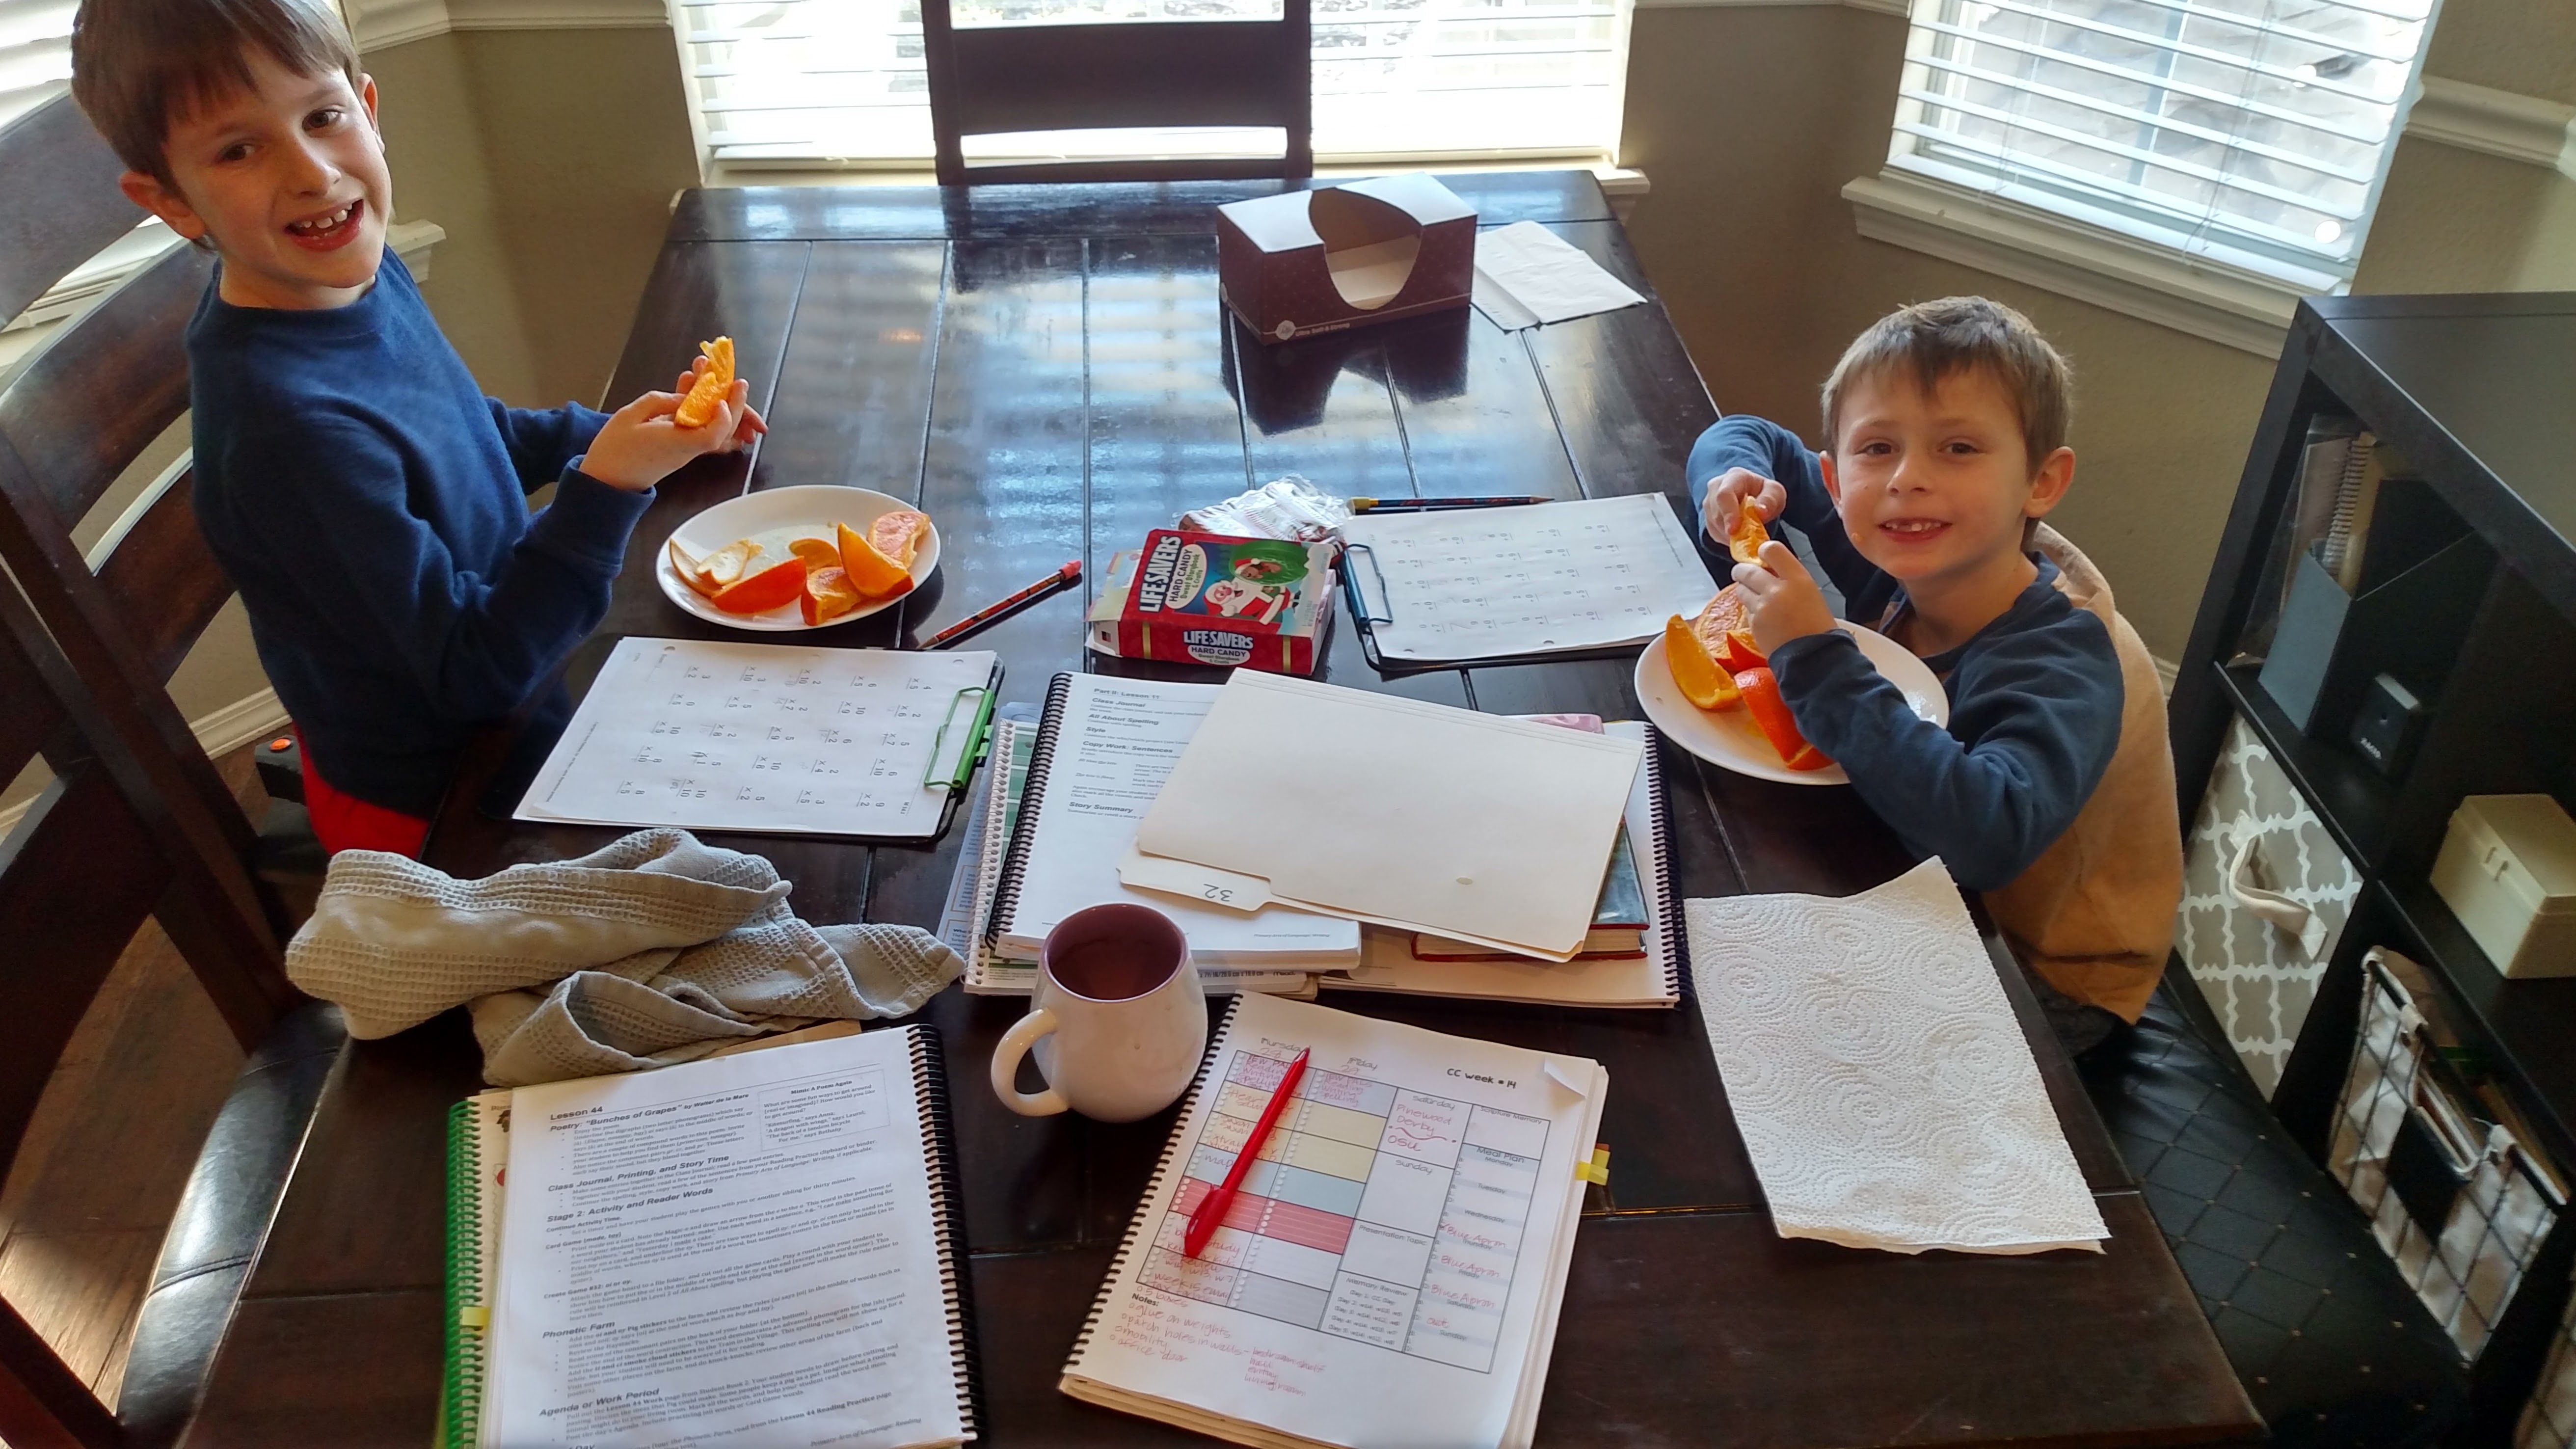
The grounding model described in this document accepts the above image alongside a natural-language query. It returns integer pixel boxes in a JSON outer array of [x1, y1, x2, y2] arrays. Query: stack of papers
[[1471, 220, 1648, 331], [1683, 859, 2108, 1255]]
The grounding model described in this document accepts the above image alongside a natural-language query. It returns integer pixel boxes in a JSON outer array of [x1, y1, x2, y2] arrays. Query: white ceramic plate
[[656, 484, 940, 632], [1634, 623, 1950, 786]]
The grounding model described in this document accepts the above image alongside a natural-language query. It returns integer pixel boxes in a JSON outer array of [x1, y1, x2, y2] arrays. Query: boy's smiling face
[[118, 47, 389, 310], [1821, 365, 2073, 594]]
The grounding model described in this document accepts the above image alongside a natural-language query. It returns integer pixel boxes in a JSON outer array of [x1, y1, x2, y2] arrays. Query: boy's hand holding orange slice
[[673, 337, 736, 429]]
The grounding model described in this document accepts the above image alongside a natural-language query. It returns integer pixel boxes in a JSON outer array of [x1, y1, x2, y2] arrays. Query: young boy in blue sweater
[[70, 0, 759, 856], [1688, 297, 2180, 1052]]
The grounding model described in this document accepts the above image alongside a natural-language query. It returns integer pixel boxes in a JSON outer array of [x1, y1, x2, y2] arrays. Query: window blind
[[681, 0, 1630, 168], [1887, 0, 2438, 290], [0, 0, 76, 134]]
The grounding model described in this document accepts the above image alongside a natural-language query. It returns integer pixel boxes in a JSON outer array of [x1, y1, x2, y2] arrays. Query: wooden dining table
[[181, 172, 2262, 1448]]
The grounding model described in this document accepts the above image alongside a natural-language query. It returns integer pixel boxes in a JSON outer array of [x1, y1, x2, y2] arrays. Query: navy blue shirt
[[188, 252, 648, 817], [1686, 415, 2123, 890]]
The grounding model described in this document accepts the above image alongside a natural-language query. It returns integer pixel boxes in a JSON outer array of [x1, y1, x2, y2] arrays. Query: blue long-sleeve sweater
[[187, 252, 649, 818], [1685, 416, 2123, 891]]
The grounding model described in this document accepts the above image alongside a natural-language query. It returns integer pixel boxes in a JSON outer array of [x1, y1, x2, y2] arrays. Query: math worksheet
[[1342, 492, 1717, 664], [516, 637, 997, 838]]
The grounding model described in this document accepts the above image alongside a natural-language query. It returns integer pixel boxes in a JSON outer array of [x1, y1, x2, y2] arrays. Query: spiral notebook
[[984, 672, 1358, 969], [1060, 992, 1609, 1449], [439, 1022, 978, 1449]]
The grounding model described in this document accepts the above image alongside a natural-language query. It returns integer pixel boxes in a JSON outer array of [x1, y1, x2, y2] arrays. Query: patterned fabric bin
[[2176, 714, 2363, 1096], [2331, 949, 2563, 1362], [2518, 1274, 2576, 1448]]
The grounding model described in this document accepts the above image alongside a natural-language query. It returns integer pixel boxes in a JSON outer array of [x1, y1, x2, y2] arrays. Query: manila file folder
[[1125, 671, 1643, 961]]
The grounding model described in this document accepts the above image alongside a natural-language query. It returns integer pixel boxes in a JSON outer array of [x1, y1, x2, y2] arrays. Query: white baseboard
[[0, 689, 291, 839], [2154, 655, 2179, 698]]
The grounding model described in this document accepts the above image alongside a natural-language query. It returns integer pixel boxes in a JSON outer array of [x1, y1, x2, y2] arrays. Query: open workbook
[[441, 1024, 977, 1449], [1061, 993, 1609, 1449]]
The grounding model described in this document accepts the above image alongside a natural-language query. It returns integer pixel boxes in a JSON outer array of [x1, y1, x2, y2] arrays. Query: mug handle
[[991, 1009, 1071, 1116]]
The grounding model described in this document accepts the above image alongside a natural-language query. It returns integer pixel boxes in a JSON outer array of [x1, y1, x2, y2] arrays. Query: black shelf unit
[[2171, 292, 2576, 1446]]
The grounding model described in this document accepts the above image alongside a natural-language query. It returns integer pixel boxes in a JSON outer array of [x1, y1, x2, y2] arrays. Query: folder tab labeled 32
[[1122, 672, 1642, 962]]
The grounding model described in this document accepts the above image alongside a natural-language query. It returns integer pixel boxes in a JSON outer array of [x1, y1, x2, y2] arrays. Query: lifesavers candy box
[[1088, 531, 1335, 673], [1216, 175, 1476, 345]]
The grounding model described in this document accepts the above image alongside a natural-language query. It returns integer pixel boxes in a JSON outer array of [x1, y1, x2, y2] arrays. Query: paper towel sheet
[[1684, 859, 2109, 1255], [1471, 220, 1648, 330]]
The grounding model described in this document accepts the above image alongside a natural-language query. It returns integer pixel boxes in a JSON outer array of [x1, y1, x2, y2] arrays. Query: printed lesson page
[[1002, 673, 1355, 962], [517, 638, 995, 837], [484, 1030, 965, 1449], [1343, 493, 1715, 662], [1065, 993, 1603, 1449]]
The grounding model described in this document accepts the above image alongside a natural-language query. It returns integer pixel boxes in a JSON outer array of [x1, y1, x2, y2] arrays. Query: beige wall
[[1619, 0, 2576, 661]]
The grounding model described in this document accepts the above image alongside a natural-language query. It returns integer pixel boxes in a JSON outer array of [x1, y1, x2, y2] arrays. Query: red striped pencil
[[921, 560, 1080, 650], [1349, 495, 1553, 512], [1185, 1048, 1309, 1259]]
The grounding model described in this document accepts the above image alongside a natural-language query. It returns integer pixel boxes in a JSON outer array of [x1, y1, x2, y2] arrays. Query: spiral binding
[[440, 1100, 487, 1449], [1064, 994, 1245, 1368], [984, 672, 1073, 948], [905, 1022, 985, 1437], [1642, 725, 1686, 1002]]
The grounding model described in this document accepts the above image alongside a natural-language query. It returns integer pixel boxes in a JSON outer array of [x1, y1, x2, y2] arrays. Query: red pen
[[921, 560, 1080, 650], [1184, 1047, 1309, 1259]]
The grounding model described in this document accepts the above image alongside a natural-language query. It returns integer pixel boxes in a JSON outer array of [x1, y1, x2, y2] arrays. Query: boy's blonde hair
[[70, 0, 363, 192], [1821, 296, 2073, 474]]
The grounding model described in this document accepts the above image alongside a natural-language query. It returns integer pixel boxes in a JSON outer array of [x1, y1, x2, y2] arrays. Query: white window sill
[[1841, 170, 2310, 357], [698, 160, 1649, 221]]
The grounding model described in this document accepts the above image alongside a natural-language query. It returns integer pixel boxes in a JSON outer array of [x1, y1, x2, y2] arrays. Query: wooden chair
[[0, 93, 342, 1449], [920, 0, 1312, 185]]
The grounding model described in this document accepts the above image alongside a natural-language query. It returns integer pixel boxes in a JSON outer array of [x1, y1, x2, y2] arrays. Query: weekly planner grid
[[517, 637, 997, 838]]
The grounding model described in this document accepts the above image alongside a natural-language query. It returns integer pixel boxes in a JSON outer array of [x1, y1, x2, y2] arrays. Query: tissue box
[[2429, 794, 2576, 978], [1088, 531, 1335, 673], [1216, 175, 1476, 345]]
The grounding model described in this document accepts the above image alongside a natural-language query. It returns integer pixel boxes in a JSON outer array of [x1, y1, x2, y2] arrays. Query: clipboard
[[1339, 493, 1719, 673]]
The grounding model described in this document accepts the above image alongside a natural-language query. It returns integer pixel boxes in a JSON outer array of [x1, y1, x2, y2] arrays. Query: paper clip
[[1341, 542, 1395, 625], [922, 685, 997, 790]]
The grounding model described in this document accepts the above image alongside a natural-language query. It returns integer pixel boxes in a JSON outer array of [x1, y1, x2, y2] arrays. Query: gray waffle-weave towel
[[284, 829, 961, 1086]]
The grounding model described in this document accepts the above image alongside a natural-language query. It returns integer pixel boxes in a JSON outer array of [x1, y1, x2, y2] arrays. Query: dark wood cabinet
[[2170, 291, 2576, 1442]]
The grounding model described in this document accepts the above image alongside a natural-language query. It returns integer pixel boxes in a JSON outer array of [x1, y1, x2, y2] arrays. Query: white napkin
[[1684, 858, 2109, 1255], [1471, 220, 1648, 330]]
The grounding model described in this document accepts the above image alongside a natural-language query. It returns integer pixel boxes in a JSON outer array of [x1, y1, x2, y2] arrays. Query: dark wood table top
[[183, 172, 2259, 1449]]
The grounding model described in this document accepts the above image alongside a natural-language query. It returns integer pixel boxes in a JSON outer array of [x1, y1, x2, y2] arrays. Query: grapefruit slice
[[801, 565, 866, 624], [867, 509, 930, 568]]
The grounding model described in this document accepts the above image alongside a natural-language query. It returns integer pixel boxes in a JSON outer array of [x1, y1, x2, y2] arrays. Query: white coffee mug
[[990, 902, 1206, 1122]]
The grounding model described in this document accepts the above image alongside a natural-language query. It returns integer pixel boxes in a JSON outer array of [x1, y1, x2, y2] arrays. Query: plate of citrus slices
[[1634, 585, 1948, 785], [658, 484, 939, 631]]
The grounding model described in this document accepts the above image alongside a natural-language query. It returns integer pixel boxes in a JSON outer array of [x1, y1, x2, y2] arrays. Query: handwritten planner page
[[1061, 992, 1606, 1449], [516, 637, 996, 838], [1342, 493, 1717, 663]]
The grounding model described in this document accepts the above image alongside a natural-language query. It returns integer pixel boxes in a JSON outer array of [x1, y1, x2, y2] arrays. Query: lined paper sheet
[[517, 638, 995, 837], [1343, 493, 1716, 664]]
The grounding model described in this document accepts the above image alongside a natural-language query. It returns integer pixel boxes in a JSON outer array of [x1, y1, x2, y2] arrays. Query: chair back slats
[[0, 537, 288, 1051], [0, 242, 210, 525], [944, 22, 1307, 134], [0, 1294, 124, 1449], [0, 773, 168, 1186], [91, 465, 228, 683], [0, 95, 138, 325], [923, 0, 1312, 185]]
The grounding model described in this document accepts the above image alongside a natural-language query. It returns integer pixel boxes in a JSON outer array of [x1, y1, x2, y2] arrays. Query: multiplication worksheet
[[1342, 492, 1717, 663], [516, 637, 997, 838]]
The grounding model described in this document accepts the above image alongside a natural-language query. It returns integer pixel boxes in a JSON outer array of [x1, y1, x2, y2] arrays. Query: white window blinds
[[1886, 0, 2438, 291], [0, 0, 76, 134], [681, 0, 1630, 169]]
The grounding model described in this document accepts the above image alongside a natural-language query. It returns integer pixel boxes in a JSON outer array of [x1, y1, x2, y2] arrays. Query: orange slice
[[789, 537, 841, 571], [1663, 616, 1740, 711], [674, 336, 736, 429], [867, 509, 930, 567], [1728, 497, 1768, 565], [710, 558, 806, 615], [1716, 628, 1766, 674], [801, 566, 866, 625], [837, 521, 912, 598], [1736, 666, 1829, 769]]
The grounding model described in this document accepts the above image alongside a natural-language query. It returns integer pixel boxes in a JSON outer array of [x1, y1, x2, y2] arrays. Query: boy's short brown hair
[[70, 0, 363, 191], [1821, 296, 2074, 475]]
